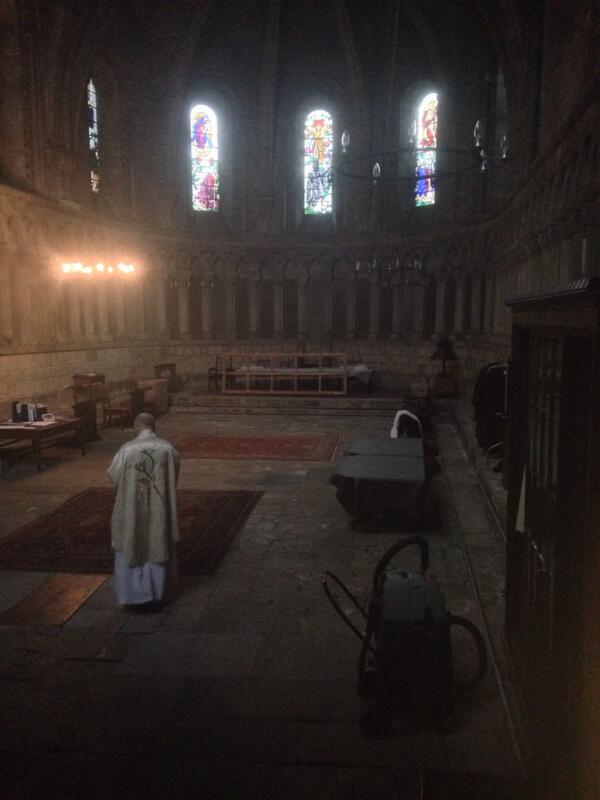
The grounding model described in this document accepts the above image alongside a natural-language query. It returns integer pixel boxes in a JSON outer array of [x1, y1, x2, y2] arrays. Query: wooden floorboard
[[0, 573, 107, 626]]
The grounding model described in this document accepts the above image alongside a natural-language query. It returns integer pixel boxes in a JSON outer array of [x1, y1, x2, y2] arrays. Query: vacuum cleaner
[[323, 535, 487, 733]]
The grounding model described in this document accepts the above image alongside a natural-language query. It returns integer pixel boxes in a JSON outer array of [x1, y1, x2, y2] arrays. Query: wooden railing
[[221, 353, 348, 395]]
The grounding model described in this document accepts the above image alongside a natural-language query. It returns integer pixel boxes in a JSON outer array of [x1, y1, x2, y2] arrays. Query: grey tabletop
[[345, 437, 424, 457], [333, 454, 425, 483]]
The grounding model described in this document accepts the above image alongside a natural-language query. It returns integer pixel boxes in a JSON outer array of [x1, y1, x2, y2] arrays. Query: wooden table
[[0, 418, 85, 472]]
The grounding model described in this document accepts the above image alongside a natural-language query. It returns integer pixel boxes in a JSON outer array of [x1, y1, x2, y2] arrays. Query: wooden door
[[507, 333, 563, 734]]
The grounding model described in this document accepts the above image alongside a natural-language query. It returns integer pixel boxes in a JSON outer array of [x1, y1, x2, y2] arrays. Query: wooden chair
[[208, 356, 223, 392], [101, 387, 146, 429]]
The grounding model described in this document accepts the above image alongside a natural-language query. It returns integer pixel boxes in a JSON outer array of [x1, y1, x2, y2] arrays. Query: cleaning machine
[[323, 535, 487, 732]]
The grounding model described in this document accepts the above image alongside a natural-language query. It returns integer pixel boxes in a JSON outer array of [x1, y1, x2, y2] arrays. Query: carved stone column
[[114, 281, 127, 339], [435, 274, 447, 335], [391, 277, 401, 339], [368, 275, 380, 339], [248, 277, 259, 338], [97, 282, 112, 340], [177, 273, 191, 339], [273, 281, 284, 338], [412, 281, 424, 336], [322, 280, 333, 338], [484, 273, 495, 334], [201, 279, 213, 338], [345, 280, 356, 338], [154, 274, 169, 338], [470, 275, 482, 334], [297, 276, 308, 339], [453, 272, 466, 335], [69, 281, 83, 342]]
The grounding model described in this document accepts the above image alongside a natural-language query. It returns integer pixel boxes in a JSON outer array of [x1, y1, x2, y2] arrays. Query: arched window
[[87, 79, 100, 192], [414, 92, 438, 206], [190, 104, 220, 211], [303, 109, 333, 215]]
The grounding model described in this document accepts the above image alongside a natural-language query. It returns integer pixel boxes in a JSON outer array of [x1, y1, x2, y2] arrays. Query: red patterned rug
[[0, 488, 263, 574], [174, 433, 339, 461]]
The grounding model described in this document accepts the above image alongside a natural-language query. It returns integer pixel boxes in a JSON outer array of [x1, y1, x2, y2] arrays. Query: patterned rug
[[174, 433, 339, 461], [0, 488, 263, 574]]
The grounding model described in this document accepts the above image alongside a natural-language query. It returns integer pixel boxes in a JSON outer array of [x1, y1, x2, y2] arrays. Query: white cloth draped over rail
[[390, 409, 423, 440], [107, 429, 180, 605]]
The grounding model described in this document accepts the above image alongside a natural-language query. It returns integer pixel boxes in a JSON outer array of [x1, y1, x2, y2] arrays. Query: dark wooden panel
[[0, 573, 107, 626]]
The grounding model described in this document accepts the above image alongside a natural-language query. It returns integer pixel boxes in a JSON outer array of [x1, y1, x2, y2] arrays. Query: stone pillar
[[225, 279, 236, 337], [69, 281, 83, 341], [249, 278, 259, 338], [201, 281, 213, 338], [273, 281, 284, 338], [470, 275, 482, 334], [114, 281, 127, 339], [154, 275, 169, 338], [323, 281, 333, 337], [177, 274, 191, 338], [97, 283, 112, 340], [412, 282, 424, 336], [297, 277, 308, 339], [76, 281, 92, 340], [484, 274, 495, 334], [453, 272, 466, 335], [391, 279, 401, 338], [345, 280, 356, 338], [134, 281, 147, 339], [368, 276, 379, 338], [434, 275, 446, 335]]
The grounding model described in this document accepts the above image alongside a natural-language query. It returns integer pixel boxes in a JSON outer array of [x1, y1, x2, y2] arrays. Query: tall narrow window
[[414, 92, 438, 206], [190, 104, 220, 211], [304, 109, 333, 215], [87, 79, 100, 192]]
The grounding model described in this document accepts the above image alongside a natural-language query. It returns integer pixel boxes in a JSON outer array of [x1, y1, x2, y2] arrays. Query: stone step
[[170, 392, 405, 416]]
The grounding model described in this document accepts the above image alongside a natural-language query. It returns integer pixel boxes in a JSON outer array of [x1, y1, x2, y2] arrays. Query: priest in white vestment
[[107, 413, 180, 608]]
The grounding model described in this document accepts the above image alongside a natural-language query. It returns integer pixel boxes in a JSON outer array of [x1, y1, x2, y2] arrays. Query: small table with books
[[0, 417, 85, 472]]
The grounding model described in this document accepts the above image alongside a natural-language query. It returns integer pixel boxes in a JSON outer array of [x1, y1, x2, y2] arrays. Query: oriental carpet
[[174, 433, 338, 461], [0, 488, 263, 574]]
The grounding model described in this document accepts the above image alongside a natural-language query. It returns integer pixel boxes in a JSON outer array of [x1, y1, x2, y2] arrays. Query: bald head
[[134, 413, 156, 433]]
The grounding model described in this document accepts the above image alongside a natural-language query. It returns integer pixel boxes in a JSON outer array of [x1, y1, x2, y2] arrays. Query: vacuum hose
[[448, 614, 488, 690]]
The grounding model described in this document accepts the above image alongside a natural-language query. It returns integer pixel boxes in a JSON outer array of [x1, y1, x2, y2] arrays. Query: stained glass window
[[87, 79, 100, 193], [304, 109, 333, 215], [415, 92, 438, 206], [190, 104, 220, 211]]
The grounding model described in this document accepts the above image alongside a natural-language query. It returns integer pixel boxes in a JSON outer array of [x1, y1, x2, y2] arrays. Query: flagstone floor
[[0, 408, 526, 799]]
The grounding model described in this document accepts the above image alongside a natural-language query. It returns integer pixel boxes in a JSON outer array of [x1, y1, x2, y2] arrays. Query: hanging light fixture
[[341, 130, 350, 154]]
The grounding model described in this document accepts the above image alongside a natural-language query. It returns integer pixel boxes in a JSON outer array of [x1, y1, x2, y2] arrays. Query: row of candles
[[61, 262, 136, 275]]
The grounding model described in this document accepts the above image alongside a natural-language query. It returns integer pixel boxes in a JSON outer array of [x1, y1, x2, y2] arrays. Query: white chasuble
[[107, 430, 180, 605]]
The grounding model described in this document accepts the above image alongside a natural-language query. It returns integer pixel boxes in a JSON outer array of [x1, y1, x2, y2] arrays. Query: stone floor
[[0, 408, 526, 799]]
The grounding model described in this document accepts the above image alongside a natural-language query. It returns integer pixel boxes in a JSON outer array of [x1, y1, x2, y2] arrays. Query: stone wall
[[0, 0, 597, 419]]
